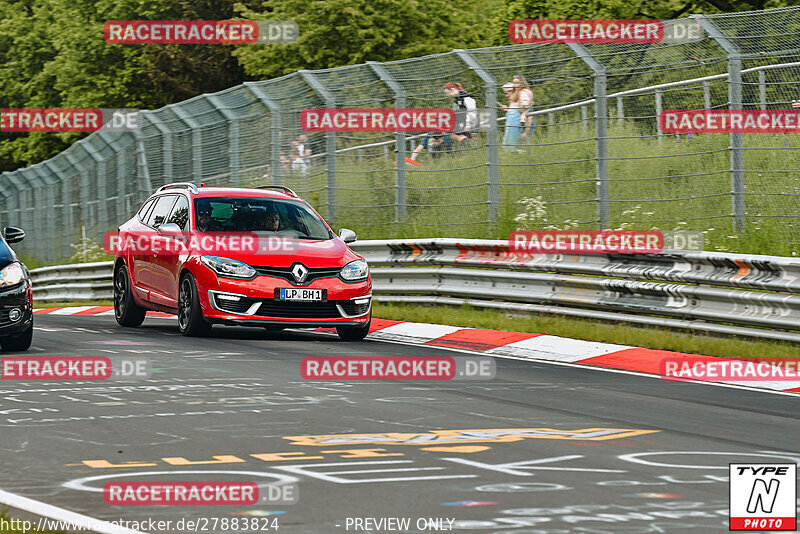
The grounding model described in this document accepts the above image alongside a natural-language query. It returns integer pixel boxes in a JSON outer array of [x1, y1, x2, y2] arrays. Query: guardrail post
[[616, 96, 623, 123], [208, 94, 240, 186], [568, 43, 609, 229], [455, 49, 500, 224], [703, 81, 711, 109], [367, 61, 407, 223], [581, 104, 589, 130], [171, 105, 203, 183], [696, 15, 745, 232], [758, 70, 766, 110], [1, 174, 20, 230], [299, 71, 337, 223], [243, 83, 283, 186]]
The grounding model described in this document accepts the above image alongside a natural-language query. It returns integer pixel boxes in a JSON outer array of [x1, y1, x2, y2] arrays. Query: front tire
[[0, 324, 33, 351], [336, 320, 371, 341], [114, 264, 146, 327], [178, 273, 212, 337]]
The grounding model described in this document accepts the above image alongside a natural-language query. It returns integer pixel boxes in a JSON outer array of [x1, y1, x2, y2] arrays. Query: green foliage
[[0, 0, 254, 170], [233, 0, 500, 78]]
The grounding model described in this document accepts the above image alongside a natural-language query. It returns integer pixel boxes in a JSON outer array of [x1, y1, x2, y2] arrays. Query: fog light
[[217, 294, 241, 301], [8, 308, 21, 322], [353, 298, 370, 305]]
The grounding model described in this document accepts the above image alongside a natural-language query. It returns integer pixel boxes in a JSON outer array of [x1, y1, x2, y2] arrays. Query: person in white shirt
[[513, 74, 535, 141], [443, 82, 478, 145]]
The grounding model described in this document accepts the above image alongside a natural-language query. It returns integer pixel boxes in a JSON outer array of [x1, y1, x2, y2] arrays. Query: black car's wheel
[[178, 273, 212, 337], [336, 320, 371, 341], [114, 264, 146, 327], [0, 323, 33, 352]]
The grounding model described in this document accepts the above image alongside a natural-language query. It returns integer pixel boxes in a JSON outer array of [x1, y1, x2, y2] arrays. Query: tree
[[233, 0, 498, 79]]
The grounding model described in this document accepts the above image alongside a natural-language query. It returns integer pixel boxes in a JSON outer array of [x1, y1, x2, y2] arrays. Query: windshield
[[193, 197, 332, 240]]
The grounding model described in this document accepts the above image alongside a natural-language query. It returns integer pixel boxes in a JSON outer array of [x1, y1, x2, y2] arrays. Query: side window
[[166, 196, 190, 231], [145, 195, 177, 228], [137, 198, 156, 222]]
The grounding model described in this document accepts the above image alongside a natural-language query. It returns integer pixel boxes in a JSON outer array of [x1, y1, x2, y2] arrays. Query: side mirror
[[338, 228, 357, 244], [3, 227, 25, 244], [157, 223, 182, 236]]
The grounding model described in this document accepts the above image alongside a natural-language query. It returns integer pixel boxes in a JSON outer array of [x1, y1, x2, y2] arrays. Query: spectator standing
[[500, 82, 523, 152], [513, 74, 535, 141], [443, 82, 478, 146]]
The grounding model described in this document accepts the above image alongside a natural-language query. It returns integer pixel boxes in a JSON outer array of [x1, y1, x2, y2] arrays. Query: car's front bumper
[[196, 268, 372, 326], [0, 281, 33, 336]]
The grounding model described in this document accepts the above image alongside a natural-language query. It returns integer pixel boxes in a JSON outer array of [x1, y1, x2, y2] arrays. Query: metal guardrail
[[29, 240, 800, 342]]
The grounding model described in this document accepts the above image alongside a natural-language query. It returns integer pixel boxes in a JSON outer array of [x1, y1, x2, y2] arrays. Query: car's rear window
[[193, 197, 332, 240]]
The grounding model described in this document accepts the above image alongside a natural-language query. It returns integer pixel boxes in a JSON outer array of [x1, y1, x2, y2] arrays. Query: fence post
[[616, 96, 623, 123], [367, 61, 407, 223], [758, 70, 766, 110], [581, 105, 589, 130], [80, 142, 107, 241], [44, 160, 73, 260], [244, 83, 283, 186], [455, 49, 499, 224], [208, 94, 240, 186], [142, 113, 172, 187], [132, 129, 153, 206], [32, 165, 57, 262], [299, 71, 337, 223], [655, 89, 663, 143], [703, 81, 711, 109], [568, 43, 609, 229], [696, 15, 745, 232], [64, 151, 90, 245], [171, 105, 203, 183]]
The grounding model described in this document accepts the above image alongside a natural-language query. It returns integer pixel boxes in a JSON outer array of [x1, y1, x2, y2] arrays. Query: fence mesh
[[2, 6, 800, 263]]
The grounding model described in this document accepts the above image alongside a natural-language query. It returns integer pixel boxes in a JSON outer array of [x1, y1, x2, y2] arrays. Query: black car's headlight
[[200, 256, 256, 279], [340, 259, 369, 281], [0, 262, 24, 288]]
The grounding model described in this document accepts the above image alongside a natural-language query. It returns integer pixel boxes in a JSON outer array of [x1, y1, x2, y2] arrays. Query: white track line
[[0, 488, 146, 533]]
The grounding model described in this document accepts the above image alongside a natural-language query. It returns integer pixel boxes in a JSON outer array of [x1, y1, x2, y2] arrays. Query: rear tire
[[0, 324, 33, 351], [336, 320, 371, 341], [114, 264, 146, 327], [178, 273, 212, 337]]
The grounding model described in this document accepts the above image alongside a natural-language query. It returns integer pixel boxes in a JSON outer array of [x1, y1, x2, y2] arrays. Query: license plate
[[276, 288, 325, 302]]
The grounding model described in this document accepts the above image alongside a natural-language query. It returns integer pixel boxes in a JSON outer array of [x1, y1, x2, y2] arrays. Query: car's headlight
[[0, 262, 24, 288], [200, 256, 256, 279], [340, 259, 369, 281]]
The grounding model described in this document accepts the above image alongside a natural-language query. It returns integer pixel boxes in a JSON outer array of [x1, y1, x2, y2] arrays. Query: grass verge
[[372, 301, 800, 358]]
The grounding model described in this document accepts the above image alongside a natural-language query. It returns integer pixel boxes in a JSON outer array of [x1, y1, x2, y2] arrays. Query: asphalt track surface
[[1, 314, 799, 534]]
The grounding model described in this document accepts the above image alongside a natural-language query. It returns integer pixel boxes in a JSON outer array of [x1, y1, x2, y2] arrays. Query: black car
[[0, 227, 33, 351]]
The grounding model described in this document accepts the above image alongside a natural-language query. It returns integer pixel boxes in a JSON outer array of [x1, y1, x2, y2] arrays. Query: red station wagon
[[112, 183, 372, 340]]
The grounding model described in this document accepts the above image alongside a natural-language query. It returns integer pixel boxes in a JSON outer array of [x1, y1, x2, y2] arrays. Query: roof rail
[[157, 182, 199, 194], [256, 185, 299, 198]]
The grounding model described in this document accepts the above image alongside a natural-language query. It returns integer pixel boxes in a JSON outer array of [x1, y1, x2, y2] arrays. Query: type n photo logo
[[729, 463, 797, 530]]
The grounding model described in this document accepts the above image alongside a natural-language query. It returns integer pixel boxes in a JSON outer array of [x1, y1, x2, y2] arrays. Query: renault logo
[[291, 263, 309, 284]]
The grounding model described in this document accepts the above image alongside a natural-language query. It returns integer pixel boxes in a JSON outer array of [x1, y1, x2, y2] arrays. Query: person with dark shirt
[[410, 132, 453, 162], [443, 82, 478, 145]]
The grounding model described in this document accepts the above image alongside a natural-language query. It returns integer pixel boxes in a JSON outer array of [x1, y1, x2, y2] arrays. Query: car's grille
[[212, 297, 253, 314], [255, 300, 342, 319], [253, 266, 341, 286], [340, 300, 370, 316], [0, 309, 10, 328]]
